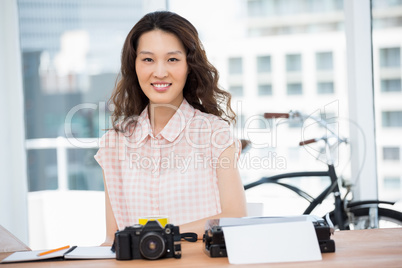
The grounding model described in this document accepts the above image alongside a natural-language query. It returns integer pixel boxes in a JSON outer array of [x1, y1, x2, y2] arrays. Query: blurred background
[[3, 0, 402, 249]]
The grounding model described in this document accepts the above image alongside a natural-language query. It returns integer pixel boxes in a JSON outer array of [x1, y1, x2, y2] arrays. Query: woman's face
[[135, 29, 188, 108]]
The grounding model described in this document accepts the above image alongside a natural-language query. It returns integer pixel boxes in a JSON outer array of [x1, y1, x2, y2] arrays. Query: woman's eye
[[143, 58, 153, 62], [168, 58, 179, 62]]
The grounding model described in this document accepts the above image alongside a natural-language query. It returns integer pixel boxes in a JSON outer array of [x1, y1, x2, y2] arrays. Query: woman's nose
[[153, 62, 168, 78]]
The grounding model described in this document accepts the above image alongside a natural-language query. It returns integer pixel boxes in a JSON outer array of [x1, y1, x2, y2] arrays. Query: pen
[[37, 245, 70, 256]]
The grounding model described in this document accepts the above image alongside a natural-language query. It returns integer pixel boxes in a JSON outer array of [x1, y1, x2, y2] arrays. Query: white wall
[[28, 191, 105, 250], [0, 0, 29, 244]]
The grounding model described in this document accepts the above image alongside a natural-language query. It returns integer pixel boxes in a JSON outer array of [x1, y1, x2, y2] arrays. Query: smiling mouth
[[151, 83, 172, 88]]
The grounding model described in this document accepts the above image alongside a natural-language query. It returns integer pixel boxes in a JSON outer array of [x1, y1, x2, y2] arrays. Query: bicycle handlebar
[[264, 110, 348, 150], [299, 138, 318, 146], [264, 112, 289, 119]]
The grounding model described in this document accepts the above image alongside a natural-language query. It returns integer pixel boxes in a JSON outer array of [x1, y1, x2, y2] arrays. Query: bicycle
[[242, 110, 402, 230]]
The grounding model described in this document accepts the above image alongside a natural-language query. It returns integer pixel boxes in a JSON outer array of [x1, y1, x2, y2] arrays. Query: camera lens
[[139, 232, 166, 260]]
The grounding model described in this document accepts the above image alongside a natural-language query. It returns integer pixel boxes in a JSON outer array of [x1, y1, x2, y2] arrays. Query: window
[[383, 176, 401, 190], [382, 111, 402, 127], [229, 85, 243, 97], [247, 0, 269, 17], [258, 84, 272, 95], [257, 55, 271, 73], [19, 1, 142, 193], [380, 47, 401, 68], [383, 147, 400, 161], [316, 52, 333, 70], [257, 118, 272, 129], [381, 79, 401, 92], [229, 57, 243, 74], [373, 0, 402, 8], [68, 148, 103, 190], [247, 0, 343, 19], [288, 147, 300, 161], [288, 119, 303, 128], [287, 83, 303, 95], [235, 113, 246, 129], [17, 0, 392, 249], [27, 149, 57, 191], [17, 0, 144, 250], [317, 81, 334, 94], [286, 54, 302, 72]]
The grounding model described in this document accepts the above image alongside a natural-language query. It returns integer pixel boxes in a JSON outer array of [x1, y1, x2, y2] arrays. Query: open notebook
[[0, 246, 116, 263]]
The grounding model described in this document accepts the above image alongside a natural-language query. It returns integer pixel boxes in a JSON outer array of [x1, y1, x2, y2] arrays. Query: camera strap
[[180, 232, 198, 242]]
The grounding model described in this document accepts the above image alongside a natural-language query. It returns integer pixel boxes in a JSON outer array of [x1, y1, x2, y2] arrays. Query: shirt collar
[[133, 99, 195, 144]]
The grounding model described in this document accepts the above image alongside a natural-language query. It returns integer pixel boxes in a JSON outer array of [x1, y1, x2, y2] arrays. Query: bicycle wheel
[[328, 207, 402, 230]]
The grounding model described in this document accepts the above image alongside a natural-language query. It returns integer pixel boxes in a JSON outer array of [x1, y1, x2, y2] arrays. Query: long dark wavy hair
[[109, 11, 236, 132]]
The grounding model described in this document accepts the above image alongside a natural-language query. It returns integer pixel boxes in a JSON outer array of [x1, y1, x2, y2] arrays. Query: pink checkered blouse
[[95, 99, 237, 230]]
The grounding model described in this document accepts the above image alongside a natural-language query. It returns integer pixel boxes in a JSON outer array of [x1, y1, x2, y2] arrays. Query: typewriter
[[203, 215, 335, 258]]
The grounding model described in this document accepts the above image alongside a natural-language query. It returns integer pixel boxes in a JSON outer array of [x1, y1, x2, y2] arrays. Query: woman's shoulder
[[98, 128, 125, 148], [100, 128, 120, 139]]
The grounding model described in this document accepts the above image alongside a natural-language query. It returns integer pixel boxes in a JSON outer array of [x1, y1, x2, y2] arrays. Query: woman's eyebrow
[[137, 50, 184, 55], [138, 51, 153, 55], [167, 50, 183, 55]]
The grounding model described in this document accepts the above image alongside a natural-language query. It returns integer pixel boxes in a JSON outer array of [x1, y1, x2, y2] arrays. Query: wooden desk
[[1, 228, 401, 267]]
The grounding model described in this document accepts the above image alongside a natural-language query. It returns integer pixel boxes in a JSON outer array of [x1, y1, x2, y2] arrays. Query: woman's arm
[[179, 142, 247, 239], [101, 172, 118, 246]]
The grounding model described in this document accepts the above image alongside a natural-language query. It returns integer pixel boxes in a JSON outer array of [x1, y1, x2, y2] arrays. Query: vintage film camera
[[114, 220, 182, 260], [203, 216, 335, 258]]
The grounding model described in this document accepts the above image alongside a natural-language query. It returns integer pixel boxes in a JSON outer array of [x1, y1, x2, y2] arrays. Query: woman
[[95, 11, 246, 246]]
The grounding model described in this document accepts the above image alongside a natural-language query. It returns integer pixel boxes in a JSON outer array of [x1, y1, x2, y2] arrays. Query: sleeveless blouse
[[94, 99, 237, 230]]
